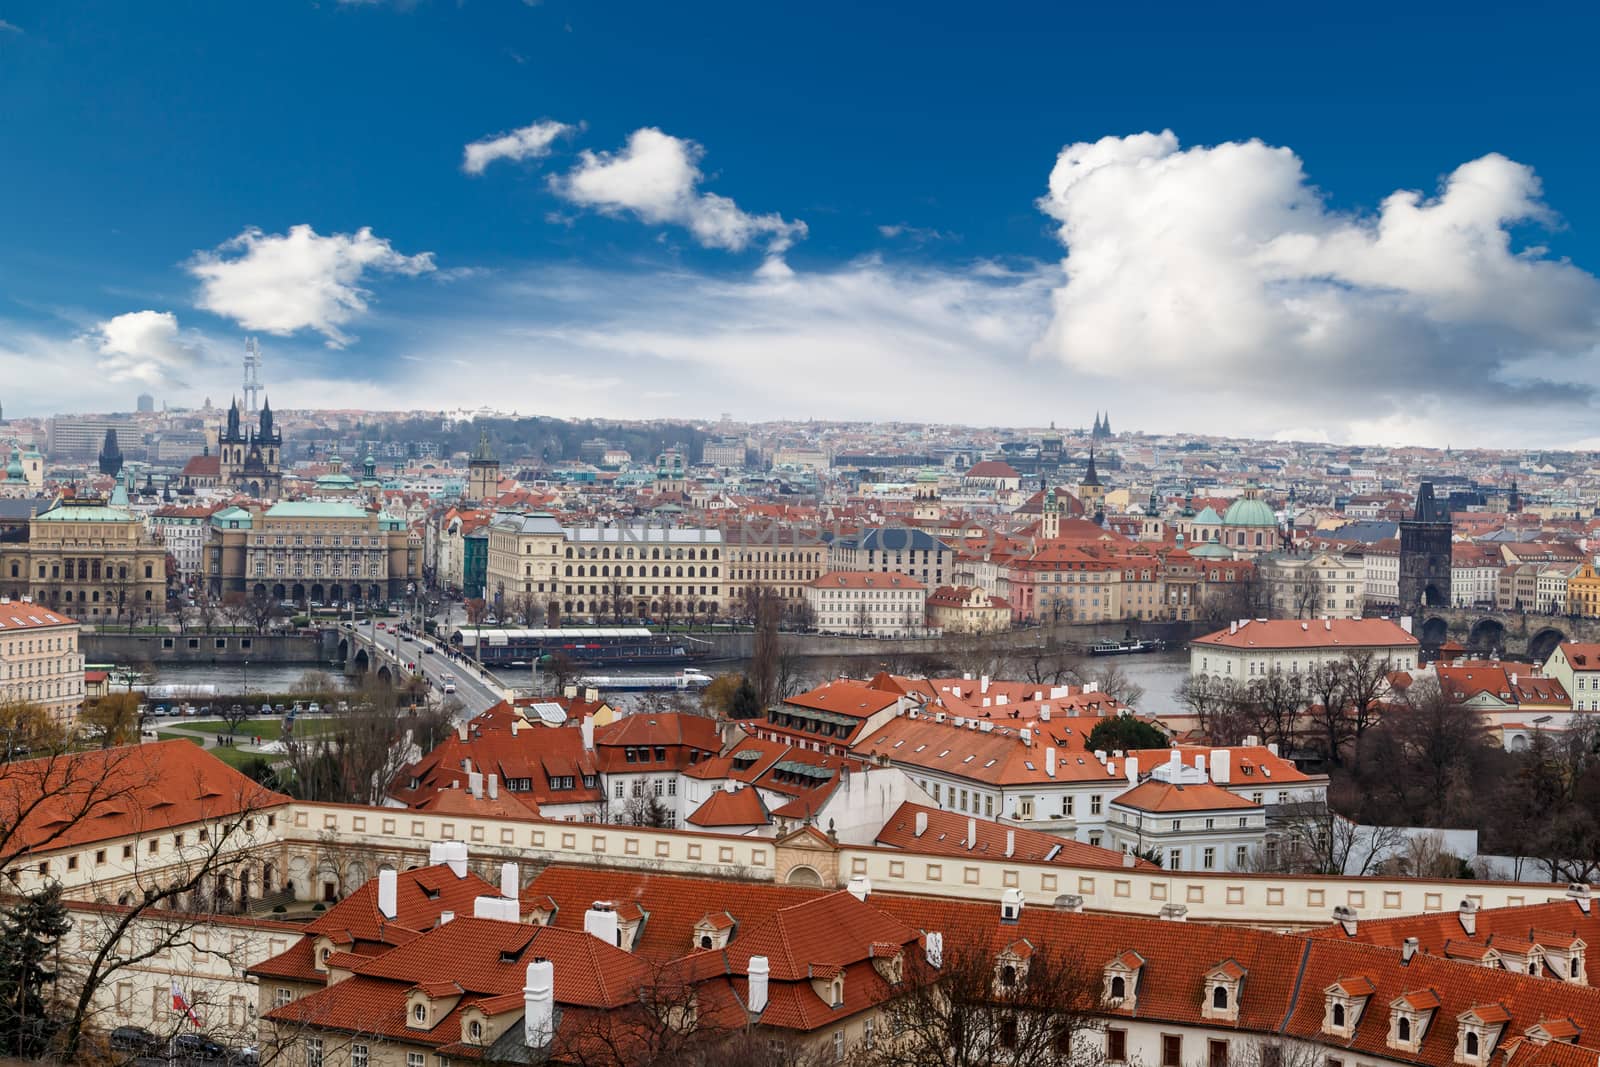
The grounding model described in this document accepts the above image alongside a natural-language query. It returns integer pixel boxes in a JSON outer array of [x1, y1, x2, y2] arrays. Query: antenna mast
[[242, 338, 263, 417]]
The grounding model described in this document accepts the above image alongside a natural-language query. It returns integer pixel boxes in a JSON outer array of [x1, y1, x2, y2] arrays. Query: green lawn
[[156, 735, 273, 770], [164, 716, 342, 741]]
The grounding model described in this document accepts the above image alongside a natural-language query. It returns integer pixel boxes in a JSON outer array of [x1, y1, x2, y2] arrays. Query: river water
[[130, 649, 1192, 716]]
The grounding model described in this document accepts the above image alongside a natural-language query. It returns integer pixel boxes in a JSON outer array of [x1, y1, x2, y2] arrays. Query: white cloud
[[553, 127, 806, 254], [90, 310, 206, 386], [0, 19, 22, 32], [462, 119, 572, 176], [1033, 131, 1600, 427], [188, 224, 435, 347], [878, 223, 953, 244]]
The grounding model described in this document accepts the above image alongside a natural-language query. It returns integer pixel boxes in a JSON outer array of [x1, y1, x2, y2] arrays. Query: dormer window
[[469, 1021, 482, 1042], [1104, 950, 1143, 1010], [1332, 1004, 1346, 1028], [1203, 960, 1245, 1022], [1001, 964, 1019, 988], [1456, 1005, 1509, 1065], [995, 941, 1034, 995], [1389, 990, 1439, 1053]]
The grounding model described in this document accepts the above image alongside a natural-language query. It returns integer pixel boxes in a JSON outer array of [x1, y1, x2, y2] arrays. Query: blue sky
[[3, 0, 1599, 446]]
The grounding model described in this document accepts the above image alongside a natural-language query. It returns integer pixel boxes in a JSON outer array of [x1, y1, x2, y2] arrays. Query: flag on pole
[[171, 980, 201, 1026]]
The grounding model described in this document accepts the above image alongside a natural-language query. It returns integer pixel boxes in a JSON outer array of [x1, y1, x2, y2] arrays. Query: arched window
[[1213, 986, 1228, 1010], [700, 934, 712, 950], [1110, 975, 1126, 999], [1398, 1018, 1411, 1042], [1000, 964, 1017, 987], [1466, 1033, 1479, 1057], [1332, 1003, 1345, 1028]]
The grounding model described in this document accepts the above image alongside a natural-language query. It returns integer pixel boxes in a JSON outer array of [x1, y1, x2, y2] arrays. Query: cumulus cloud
[[90, 310, 207, 385], [553, 127, 806, 255], [1033, 131, 1600, 427], [188, 224, 435, 347], [462, 119, 572, 175]]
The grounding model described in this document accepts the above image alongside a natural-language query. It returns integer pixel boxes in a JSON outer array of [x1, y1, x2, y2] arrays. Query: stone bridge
[[1414, 608, 1600, 663], [328, 625, 404, 686]]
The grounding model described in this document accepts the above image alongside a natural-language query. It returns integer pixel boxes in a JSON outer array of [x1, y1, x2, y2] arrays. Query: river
[[123, 648, 1192, 717]]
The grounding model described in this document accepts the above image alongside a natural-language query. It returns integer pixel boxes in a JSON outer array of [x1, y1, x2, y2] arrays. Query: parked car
[[260, 703, 273, 714], [109, 1026, 161, 1056], [306, 702, 321, 714], [171, 1033, 229, 1064]]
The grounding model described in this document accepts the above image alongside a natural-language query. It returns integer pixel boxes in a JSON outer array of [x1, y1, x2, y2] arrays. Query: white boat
[[575, 668, 713, 691]]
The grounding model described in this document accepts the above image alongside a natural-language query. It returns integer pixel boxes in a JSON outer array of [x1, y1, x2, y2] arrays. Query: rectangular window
[[1203, 847, 1216, 869], [276, 987, 293, 1008], [352, 1045, 370, 1067], [305, 1038, 324, 1067], [408, 1055, 425, 1067], [1090, 795, 1102, 815], [1108, 1029, 1128, 1062], [1163, 1035, 1183, 1067], [1209, 1039, 1229, 1067]]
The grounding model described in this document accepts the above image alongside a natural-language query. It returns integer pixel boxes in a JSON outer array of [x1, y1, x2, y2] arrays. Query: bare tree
[[854, 940, 1103, 1067], [238, 588, 282, 633], [750, 588, 783, 705], [1243, 668, 1305, 752], [280, 688, 454, 806], [1019, 643, 1086, 687], [1176, 674, 1252, 745], [852, 599, 875, 637], [1248, 799, 1402, 876], [1303, 661, 1350, 765], [1088, 661, 1145, 707], [1338, 649, 1394, 764]]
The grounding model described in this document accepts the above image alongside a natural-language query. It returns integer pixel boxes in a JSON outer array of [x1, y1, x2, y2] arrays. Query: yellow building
[[0, 599, 84, 727], [1566, 563, 1600, 618], [926, 585, 1010, 633], [202, 501, 420, 604], [0, 497, 167, 623]]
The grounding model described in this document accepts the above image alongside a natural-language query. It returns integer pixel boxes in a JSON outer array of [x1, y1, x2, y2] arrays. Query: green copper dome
[[1221, 496, 1276, 527]]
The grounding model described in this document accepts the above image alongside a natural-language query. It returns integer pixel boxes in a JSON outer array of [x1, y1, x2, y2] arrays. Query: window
[[414, 1003, 427, 1024], [833, 1030, 845, 1062], [1000, 1016, 1019, 1049], [1332, 1004, 1346, 1028], [1214, 986, 1229, 1010], [352, 1045, 369, 1067], [1091, 795, 1103, 815], [1262, 1046, 1284, 1067], [1110, 975, 1125, 1000], [864, 1018, 875, 1050], [1209, 1039, 1229, 1067], [305, 1039, 324, 1067], [408, 1055, 425, 1067], [1398, 1018, 1411, 1042], [1465, 1033, 1479, 1057], [1203, 847, 1215, 869], [275, 987, 293, 1008], [1163, 1034, 1183, 1067]]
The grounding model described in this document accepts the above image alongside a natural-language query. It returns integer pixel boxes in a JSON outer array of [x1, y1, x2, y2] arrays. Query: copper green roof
[[35, 501, 135, 522]]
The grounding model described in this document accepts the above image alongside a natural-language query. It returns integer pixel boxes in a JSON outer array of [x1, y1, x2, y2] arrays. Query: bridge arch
[[337, 638, 350, 663], [352, 646, 371, 673], [1468, 618, 1507, 654], [1529, 627, 1568, 664], [376, 664, 393, 685]]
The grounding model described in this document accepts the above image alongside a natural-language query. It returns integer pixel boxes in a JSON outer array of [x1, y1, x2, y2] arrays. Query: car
[[229, 703, 243, 715], [443, 682, 457, 694], [336, 701, 350, 713], [399, 632, 413, 641], [376, 622, 388, 631], [306, 702, 321, 714], [260, 702, 273, 714], [109, 1026, 161, 1055], [228, 1046, 260, 1066], [153, 704, 169, 716], [421, 644, 434, 654], [274, 703, 287, 713], [171, 1033, 229, 1064]]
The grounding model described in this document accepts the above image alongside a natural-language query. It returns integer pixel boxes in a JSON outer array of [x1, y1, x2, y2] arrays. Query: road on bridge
[[342, 620, 506, 721]]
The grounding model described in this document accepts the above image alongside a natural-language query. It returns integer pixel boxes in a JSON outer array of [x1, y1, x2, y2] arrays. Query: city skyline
[[3, 2, 1600, 447]]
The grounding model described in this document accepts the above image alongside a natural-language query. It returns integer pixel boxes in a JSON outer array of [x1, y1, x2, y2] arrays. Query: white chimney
[[1040, 705, 1051, 721], [1401, 615, 1413, 634], [1569, 884, 1592, 914], [1402, 937, 1419, 963], [488, 773, 500, 800], [501, 862, 519, 899], [523, 960, 554, 1047], [563, 683, 578, 699], [1324, 618, 1332, 631], [468, 770, 484, 798], [1195, 754, 1207, 776], [1459, 899, 1478, 936], [474, 896, 520, 922], [1004, 829, 1015, 858], [966, 817, 977, 850], [1168, 750, 1181, 768], [980, 675, 990, 694], [1094, 749, 1106, 764], [428, 842, 447, 865], [1333, 905, 1357, 937], [1267, 742, 1279, 757], [511, 718, 522, 736], [1511, 672, 1519, 687], [1021, 728, 1032, 747], [748, 956, 770, 1012], [457, 723, 468, 742], [924, 931, 944, 967], [1229, 620, 1238, 635], [580, 714, 595, 751], [1001, 888, 1023, 922], [847, 876, 871, 902], [914, 811, 928, 837], [584, 902, 620, 946], [440, 910, 455, 924], [1046, 747, 1057, 778], [444, 841, 469, 879], [1212, 750, 1232, 785], [1126, 756, 1139, 784], [377, 868, 398, 919]]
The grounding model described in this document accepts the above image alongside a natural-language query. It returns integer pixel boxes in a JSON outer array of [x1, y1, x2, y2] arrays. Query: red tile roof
[[1193, 617, 1418, 651], [686, 786, 770, 828], [1112, 780, 1260, 813], [0, 739, 288, 857], [874, 802, 1153, 870]]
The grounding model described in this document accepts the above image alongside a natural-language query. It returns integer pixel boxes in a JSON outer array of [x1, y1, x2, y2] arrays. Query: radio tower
[[241, 338, 263, 417]]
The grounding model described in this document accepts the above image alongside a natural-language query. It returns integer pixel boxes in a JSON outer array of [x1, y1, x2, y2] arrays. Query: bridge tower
[[1399, 481, 1453, 611]]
